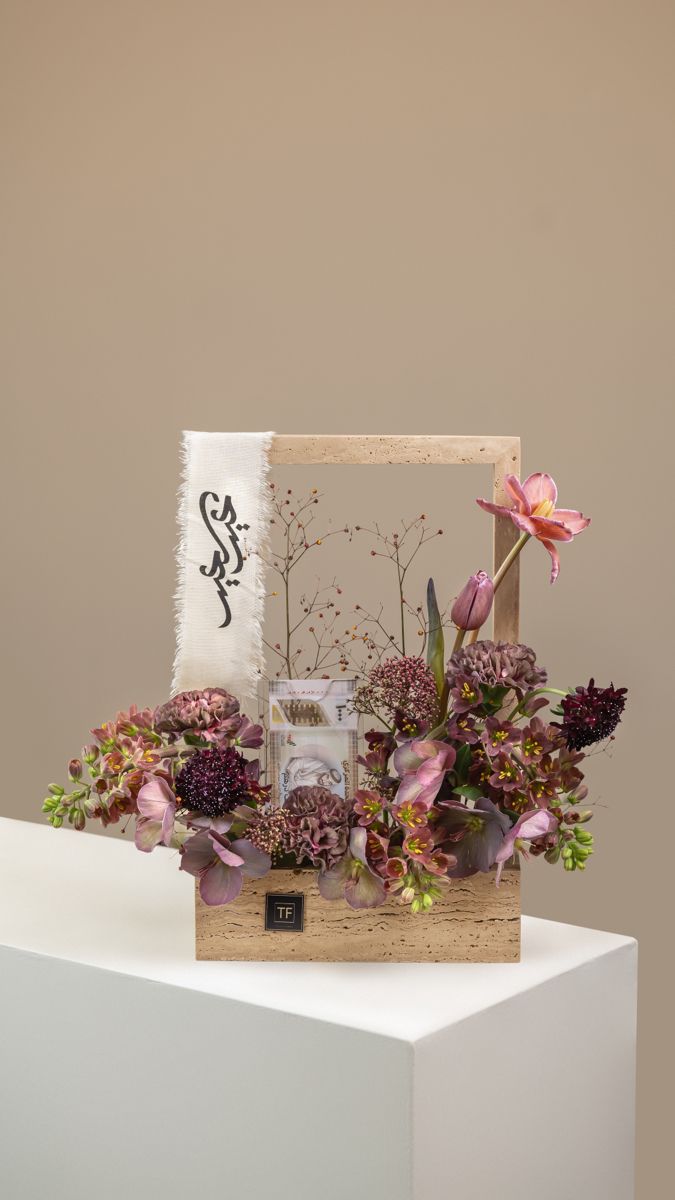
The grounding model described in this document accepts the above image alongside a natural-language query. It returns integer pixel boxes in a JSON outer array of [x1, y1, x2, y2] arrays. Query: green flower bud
[[51, 815, 63, 829], [575, 828, 594, 844], [48, 783, 65, 797], [563, 857, 576, 870]]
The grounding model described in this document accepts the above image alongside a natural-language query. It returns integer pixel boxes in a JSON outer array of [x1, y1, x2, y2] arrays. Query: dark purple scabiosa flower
[[555, 680, 627, 751], [175, 746, 252, 818]]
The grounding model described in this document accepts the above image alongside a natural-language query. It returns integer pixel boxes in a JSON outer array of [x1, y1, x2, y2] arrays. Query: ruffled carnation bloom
[[284, 786, 351, 869], [154, 688, 240, 737], [446, 640, 547, 697], [477, 472, 590, 583], [555, 680, 627, 751]]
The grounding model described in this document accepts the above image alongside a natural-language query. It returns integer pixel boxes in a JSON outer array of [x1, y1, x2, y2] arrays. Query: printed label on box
[[265, 892, 305, 932]]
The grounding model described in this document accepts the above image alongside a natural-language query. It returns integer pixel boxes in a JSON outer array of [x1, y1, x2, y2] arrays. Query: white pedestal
[[0, 818, 637, 1200]]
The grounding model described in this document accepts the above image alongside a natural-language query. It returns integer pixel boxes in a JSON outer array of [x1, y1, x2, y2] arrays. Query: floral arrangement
[[45, 471, 627, 913]]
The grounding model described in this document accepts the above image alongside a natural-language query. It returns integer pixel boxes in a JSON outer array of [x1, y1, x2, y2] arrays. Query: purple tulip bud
[[68, 758, 83, 781], [451, 571, 494, 631]]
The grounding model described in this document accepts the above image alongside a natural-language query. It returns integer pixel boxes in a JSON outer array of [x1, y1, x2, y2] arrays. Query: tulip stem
[[452, 627, 466, 653], [467, 532, 531, 644]]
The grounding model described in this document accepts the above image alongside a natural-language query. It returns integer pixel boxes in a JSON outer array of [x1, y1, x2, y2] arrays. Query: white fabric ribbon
[[172, 431, 273, 712]]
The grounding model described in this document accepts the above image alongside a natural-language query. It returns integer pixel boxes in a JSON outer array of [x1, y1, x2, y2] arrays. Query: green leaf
[[426, 578, 448, 713], [452, 784, 482, 801], [453, 743, 472, 782], [183, 732, 211, 748]]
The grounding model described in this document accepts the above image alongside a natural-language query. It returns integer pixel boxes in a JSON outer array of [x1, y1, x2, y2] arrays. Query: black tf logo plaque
[[265, 892, 305, 932]]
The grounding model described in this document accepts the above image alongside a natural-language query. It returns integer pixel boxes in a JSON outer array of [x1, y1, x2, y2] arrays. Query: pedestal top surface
[[0, 817, 634, 1042]]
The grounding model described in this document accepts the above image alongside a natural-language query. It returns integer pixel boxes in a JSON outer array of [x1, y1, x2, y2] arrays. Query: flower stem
[[452, 626, 466, 653], [505, 686, 571, 722], [467, 532, 531, 644]]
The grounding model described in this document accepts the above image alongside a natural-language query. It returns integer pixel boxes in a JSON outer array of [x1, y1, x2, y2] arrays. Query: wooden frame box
[[195, 433, 522, 963]]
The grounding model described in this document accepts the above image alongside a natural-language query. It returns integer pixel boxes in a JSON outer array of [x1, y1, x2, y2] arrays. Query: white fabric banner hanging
[[172, 430, 274, 712]]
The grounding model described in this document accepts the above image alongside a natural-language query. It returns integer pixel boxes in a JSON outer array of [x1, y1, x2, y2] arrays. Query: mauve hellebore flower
[[318, 827, 387, 909], [180, 822, 271, 905], [451, 571, 494, 631], [495, 809, 559, 884], [135, 776, 177, 852], [393, 739, 456, 808], [477, 473, 590, 583], [437, 797, 511, 878]]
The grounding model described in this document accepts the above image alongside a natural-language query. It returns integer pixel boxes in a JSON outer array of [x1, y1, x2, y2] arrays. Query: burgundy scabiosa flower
[[556, 680, 627, 751], [175, 746, 252, 818]]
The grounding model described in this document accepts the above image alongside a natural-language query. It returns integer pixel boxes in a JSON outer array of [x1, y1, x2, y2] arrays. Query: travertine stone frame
[[195, 434, 522, 962]]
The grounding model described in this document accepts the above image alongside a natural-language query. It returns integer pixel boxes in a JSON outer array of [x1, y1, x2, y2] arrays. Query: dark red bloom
[[175, 747, 252, 818], [556, 680, 627, 751]]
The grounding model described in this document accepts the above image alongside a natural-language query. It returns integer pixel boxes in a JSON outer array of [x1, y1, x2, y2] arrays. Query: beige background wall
[[2, 2, 673, 1195]]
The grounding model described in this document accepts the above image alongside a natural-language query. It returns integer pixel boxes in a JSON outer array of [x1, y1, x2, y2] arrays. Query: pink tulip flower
[[478, 473, 590, 583], [451, 571, 494, 630]]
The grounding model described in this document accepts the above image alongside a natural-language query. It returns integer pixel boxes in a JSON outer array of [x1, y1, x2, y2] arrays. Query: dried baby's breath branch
[[259, 484, 350, 676]]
